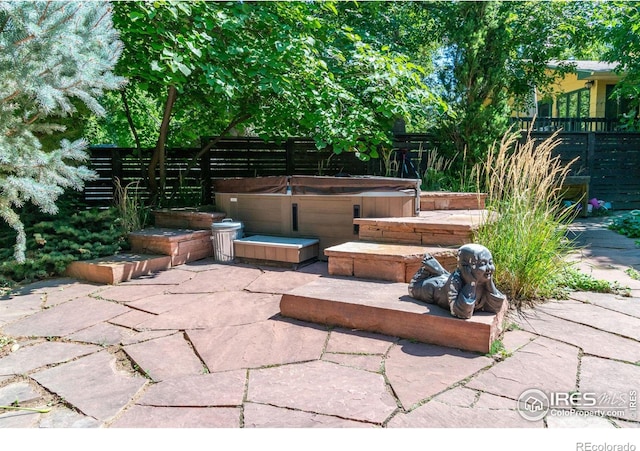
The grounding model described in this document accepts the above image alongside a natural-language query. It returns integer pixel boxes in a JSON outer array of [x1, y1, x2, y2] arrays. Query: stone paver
[[38, 407, 101, 428], [243, 402, 374, 428], [66, 322, 176, 347], [34, 280, 103, 307], [127, 292, 209, 315], [116, 268, 195, 286], [512, 309, 640, 363], [569, 291, 640, 318], [2, 217, 640, 432], [167, 266, 263, 293], [322, 353, 383, 373], [188, 319, 328, 372], [536, 299, 640, 341], [0, 410, 41, 428], [0, 381, 41, 406], [245, 269, 322, 294], [108, 309, 157, 330], [136, 291, 280, 330], [387, 395, 541, 428], [31, 351, 147, 422], [123, 333, 205, 381], [385, 340, 492, 410], [466, 337, 580, 400], [110, 405, 241, 428], [247, 360, 397, 424], [135, 371, 246, 406], [326, 328, 398, 354], [0, 341, 101, 376], [579, 355, 640, 421], [0, 294, 42, 327], [66, 322, 132, 346], [2, 297, 129, 337], [92, 283, 168, 303]]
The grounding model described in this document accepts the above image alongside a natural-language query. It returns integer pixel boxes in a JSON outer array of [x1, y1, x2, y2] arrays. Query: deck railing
[[510, 117, 623, 133]]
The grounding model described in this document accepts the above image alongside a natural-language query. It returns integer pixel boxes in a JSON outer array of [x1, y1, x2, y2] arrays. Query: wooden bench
[[234, 235, 319, 266], [560, 176, 590, 217], [324, 241, 457, 283]]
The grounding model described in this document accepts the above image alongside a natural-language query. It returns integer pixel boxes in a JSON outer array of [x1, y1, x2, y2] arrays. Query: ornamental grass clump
[[474, 128, 578, 309]]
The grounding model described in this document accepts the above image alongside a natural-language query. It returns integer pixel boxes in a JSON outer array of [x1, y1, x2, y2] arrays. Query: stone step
[[355, 209, 494, 246], [65, 253, 172, 285], [234, 235, 319, 267], [420, 192, 487, 211], [280, 277, 507, 354], [129, 228, 213, 266], [324, 241, 457, 283]]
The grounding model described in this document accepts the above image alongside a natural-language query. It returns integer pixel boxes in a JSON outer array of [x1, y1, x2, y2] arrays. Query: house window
[[537, 99, 552, 118], [556, 88, 590, 118]]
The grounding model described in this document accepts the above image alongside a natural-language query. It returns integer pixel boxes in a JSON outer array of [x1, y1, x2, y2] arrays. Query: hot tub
[[213, 176, 420, 256]]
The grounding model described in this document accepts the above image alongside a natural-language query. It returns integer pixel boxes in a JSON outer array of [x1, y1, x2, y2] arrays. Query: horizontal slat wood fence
[[85, 132, 640, 210]]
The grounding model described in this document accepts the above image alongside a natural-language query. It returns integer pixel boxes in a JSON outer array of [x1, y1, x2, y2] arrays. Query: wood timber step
[[355, 209, 494, 246], [324, 241, 457, 283], [129, 228, 213, 266], [65, 253, 172, 285], [280, 277, 507, 354], [420, 192, 487, 211]]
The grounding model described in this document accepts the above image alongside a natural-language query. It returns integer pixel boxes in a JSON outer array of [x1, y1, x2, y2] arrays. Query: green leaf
[[186, 41, 202, 58]]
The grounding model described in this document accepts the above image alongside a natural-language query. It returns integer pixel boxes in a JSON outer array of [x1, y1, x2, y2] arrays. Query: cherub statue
[[408, 243, 507, 319]]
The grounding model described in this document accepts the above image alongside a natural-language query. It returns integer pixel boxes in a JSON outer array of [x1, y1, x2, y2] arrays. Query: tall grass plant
[[113, 177, 150, 235], [474, 128, 578, 308]]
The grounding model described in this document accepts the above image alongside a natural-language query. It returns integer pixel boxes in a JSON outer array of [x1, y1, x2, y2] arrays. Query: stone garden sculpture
[[408, 243, 507, 319]]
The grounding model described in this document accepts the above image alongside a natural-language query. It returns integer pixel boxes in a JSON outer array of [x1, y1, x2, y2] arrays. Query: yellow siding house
[[514, 60, 631, 131]]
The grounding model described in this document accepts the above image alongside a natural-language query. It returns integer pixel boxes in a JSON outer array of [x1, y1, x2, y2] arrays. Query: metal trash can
[[211, 219, 244, 262]]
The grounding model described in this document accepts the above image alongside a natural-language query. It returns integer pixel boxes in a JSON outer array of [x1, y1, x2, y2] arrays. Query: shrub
[[609, 210, 640, 240], [0, 194, 128, 289], [474, 128, 577, 309]]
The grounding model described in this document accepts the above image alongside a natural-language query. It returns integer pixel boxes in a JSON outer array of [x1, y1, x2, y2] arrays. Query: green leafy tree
[[425, 1, 595, 163], [599, 2, 640, 128], [111, 1, 443, 204], [0, 1, 125, 262]]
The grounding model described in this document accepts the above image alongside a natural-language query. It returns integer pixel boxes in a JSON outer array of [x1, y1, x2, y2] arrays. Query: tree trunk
[[148, 85, 177, 205], [167, 112, 251, 204], [120, 88, 144, 179]]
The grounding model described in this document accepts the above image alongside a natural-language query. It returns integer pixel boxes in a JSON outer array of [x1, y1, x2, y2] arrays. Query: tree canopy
[[599, 1, 640, 127], [109, 0, 444, 203]]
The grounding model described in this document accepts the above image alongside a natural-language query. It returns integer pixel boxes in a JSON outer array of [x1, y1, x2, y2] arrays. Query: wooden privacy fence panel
[[526, 132, 640, 210], [85, 146, 204, 207], [85, 133, 640, 210], [85, 138, 373, 207], [590, 134, 640, 210]]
